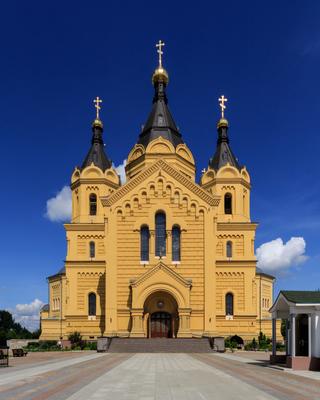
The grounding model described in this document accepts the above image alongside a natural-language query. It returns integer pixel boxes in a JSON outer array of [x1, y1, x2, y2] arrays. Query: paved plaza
[[0, 351, 319, 400]]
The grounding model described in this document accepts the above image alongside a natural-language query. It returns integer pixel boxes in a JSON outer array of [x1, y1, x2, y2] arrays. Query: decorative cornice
[[64, 261, 106, 267], [217, 222, 258, 231], [64, 223, 105, 231], [202, 177, 251, 190], [71, 178, 119, 190], [130, 261, 192, 289], [101, 159, 220, 207], [216, 260, 257, 267]]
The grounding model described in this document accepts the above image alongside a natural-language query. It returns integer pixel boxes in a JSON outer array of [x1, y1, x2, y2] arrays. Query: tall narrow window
[[88, 293, 96, 316], [89, 241, 95, 258], [89, 193, 97, 215], [140, 225, 150, 261], [172, 225, 181, 262], [155, 212, 166, 256], [224, 193, 232, 214], [226, 241, 232, 258], [226, 293, 234, 315]]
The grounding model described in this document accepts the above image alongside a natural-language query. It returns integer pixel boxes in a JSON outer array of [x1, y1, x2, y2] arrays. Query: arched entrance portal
[[144, 291, 179, 338]]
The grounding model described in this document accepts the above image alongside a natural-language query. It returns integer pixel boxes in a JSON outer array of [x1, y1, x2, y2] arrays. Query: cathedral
[[40, 42, 276, 342]]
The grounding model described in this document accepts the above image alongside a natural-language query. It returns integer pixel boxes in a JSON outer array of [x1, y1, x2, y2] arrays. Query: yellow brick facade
[[40, 61, 280, 342]]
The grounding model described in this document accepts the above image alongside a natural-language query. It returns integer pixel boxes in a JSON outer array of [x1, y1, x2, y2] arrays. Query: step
[[107, 338, 212, 353]]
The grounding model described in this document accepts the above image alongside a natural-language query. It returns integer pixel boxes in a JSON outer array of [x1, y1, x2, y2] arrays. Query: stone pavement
[[66, 353, 278, 400], [0, 352, 319, 400], [0, 353, 104, 386], [215, 352, 320, 381]]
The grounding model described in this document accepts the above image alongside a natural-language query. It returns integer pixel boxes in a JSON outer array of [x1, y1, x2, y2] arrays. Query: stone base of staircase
[[107, 338, 213, 353]]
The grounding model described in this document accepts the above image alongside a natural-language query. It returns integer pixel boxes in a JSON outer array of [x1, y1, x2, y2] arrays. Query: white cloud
[[12, 299, 44, 332], [114, 159, 127, 185], [45, 162, 127, 223], [256, 237, 308, 274], [45, 186, 72, 222]]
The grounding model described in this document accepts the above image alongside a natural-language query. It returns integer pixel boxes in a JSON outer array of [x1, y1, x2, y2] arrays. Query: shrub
[[68, 332, 84, 350], [276, 342, 285, 352], [224, 337, 237, 351], [258, 331, 272, 350], [84, 342, 97, 350], [68, 332, 82, 345], [38, 340, 58, 351], [26, 342, 40, 350]]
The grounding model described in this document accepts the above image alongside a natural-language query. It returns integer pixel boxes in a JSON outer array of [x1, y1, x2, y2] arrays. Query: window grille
[[89, 194, 97, 215], [172, 225, 181, 262], [89, 241, 95, 258], [88, 293, 96, 316], [155, 212, 166, 256], [224, 193, 232, 214], [140, 226, 150, 261], [226, 293, 234, 315]]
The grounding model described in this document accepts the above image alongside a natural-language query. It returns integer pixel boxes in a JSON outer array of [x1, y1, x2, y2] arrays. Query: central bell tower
[[125, 40, 195, 181]]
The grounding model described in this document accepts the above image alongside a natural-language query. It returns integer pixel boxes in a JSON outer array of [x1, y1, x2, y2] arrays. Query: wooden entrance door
[[150, 312, 172, 338]]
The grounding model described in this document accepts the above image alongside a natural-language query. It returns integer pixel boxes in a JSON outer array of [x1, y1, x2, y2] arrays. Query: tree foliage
[[0, 310, 40, 340], [281, 319, 287, 339]]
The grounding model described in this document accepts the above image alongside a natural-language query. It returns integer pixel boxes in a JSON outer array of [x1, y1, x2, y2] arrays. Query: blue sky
[[0, 1, 319, 329]]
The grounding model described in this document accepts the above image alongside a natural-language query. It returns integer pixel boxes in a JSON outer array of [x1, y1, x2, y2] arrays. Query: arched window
[[224, 193, 232, 214], [89, 241, 95, 258], [226, 293, 234, 316], [172, 225, 181, 262], [226, 241, 233, 258], [89, 193, 97, 215], [88, 293, 96, 316], [155, 212, 166, 257], [140, 225, 150, 261]]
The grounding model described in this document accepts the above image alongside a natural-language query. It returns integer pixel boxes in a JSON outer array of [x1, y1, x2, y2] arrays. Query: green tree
[[68, 331, 84, 349], [0, 310, 33, 339]]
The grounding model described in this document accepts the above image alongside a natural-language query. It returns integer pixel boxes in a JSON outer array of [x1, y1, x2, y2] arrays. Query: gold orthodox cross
[[156, 40, 165, 68], [218, 95, 228, 119], [93, 96, 102, 119]]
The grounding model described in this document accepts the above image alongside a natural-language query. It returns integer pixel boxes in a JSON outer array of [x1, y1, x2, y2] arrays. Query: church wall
[[65, 225, 105, 261], [64, 265, 105, 318], [111, 171, 207, 335]]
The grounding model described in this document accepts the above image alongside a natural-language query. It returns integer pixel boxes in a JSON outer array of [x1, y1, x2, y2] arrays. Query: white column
[[292, 314, 296, 357], [315, 314, 320, 358], [272, 317, 277, 356], [308, 314, 312, 357]]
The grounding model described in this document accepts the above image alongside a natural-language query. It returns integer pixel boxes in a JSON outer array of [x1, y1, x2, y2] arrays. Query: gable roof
[[101, 159, 220, 207], [256, 267, 275, 280], [41, 304, 49, 312], [47, 266, 65, 280], [281, 290, 320, 304], [130, 261, 192, 288]]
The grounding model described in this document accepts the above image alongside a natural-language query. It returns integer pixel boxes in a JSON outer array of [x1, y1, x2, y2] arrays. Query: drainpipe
[[259, 276, 262, 335], [60, 277, 63, 340]]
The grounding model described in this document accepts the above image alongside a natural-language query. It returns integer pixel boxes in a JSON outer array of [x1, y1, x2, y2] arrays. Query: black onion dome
[[81, 120, 112, 172], [138, 73, 184, 148], [209, 120, 241, 171]]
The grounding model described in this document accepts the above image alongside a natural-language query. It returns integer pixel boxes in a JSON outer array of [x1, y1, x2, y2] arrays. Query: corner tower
[[200, 96, 251, 222], [70, 98, 120, 224], [126, 41, 195, 181]]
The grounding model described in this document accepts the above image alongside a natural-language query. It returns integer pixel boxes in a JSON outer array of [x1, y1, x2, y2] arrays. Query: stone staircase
[[107, 338, 213, 353]]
